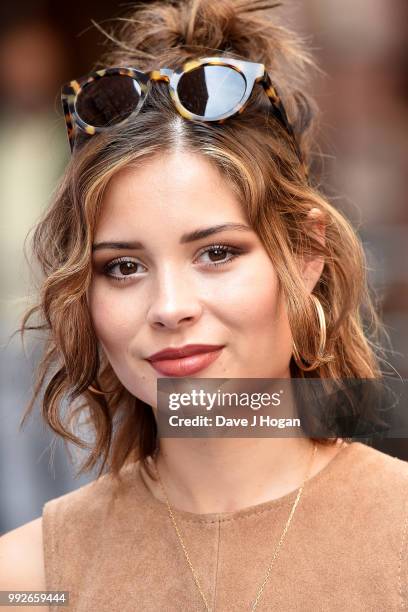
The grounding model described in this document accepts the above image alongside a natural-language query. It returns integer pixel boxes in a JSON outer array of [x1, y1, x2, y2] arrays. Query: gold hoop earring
[[292, 294, 327, 372]]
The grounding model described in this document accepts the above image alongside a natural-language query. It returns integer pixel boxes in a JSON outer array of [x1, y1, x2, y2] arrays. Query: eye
[[102, 243, 244, 283], [104, 257, 146, 281], [195, 244, 242, 268]]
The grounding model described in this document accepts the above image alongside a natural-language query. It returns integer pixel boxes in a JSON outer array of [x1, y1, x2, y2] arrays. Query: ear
[[301, 207, 326, 294]]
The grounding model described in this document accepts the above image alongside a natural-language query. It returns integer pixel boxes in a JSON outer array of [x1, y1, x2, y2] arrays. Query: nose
[[146, 266, 203, 330]]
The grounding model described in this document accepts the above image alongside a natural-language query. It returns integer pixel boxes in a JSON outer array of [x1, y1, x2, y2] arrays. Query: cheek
[[222, 255, 293, 361], [88, 282, 153, 403], [222, 255, 282, 325], [88, 283, 140, 353], [248, 275, 282, 326], [250, 275, 293, 362]]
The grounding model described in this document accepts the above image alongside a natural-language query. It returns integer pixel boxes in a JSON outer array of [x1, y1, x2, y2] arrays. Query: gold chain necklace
[[152, 442, 317, 612]]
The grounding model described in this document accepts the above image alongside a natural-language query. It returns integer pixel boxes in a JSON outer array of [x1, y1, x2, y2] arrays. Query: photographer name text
[[167, 415, 300, 428]]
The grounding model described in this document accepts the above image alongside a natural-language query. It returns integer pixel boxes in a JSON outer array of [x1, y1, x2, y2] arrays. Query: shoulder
[[338, 443, 408, 587], [42, 462, 147, 554], [42, 471, 118, 546], [326, 442, 408, 541], [42, 463, 141, 525], [0, 517, 46, 601], [311, 441, 408, 528], [347, 441, 408, 486], [336, 441, 408, 499], [40, 462, 149, 590]]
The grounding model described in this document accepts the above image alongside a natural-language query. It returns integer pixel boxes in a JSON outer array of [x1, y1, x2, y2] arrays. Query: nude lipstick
[[146, 344, 224, 376]]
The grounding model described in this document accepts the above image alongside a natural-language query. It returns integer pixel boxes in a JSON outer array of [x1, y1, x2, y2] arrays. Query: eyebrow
[[92, 223, 253, 251]]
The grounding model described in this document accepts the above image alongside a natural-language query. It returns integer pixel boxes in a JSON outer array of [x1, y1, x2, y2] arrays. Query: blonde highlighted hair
[[21, 0, 389, 480]]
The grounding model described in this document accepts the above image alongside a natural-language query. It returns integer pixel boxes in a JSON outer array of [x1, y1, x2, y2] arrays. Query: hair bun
[[97, 0, 317, 148], [101, 0, 313, 88]]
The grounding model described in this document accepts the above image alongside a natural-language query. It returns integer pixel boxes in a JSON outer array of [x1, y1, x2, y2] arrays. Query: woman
[[0, 0, 407, 610]]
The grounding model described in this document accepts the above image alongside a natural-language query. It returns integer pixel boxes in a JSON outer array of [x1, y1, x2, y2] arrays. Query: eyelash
[[103, 243, 244, 283]]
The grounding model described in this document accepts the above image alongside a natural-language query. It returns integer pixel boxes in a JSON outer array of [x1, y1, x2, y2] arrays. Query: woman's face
[[89, 152, 297, 407]]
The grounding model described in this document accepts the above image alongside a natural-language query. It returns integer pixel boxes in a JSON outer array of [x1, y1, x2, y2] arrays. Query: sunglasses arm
[[261, 73, 308, 180], [61, 88, 76, 153]]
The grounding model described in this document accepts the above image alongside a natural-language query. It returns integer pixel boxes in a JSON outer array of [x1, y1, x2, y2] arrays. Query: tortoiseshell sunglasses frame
[[61, 56, 307, 177]]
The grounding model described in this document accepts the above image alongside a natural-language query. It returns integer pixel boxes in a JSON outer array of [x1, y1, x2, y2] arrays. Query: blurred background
[[0, 0, 407, 533]]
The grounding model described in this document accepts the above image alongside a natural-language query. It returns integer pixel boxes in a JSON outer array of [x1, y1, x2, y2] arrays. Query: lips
[[146, 344, 224, 377]]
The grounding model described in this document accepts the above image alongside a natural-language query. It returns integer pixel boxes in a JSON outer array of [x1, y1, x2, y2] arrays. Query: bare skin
[[0, 518, 46, 608], [0, 150, 341, 590], [141, 438, 348, 514]]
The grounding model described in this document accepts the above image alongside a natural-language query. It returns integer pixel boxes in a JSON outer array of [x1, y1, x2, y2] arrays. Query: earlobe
[[307, 208, 326, 244], [301, 207, 326, 294]]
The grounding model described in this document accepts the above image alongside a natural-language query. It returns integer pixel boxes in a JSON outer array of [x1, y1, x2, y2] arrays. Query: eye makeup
[[93, 241, 249, 283]]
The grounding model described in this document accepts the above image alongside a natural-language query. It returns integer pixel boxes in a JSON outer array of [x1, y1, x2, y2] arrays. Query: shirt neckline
[[133, 441, 360, 523]]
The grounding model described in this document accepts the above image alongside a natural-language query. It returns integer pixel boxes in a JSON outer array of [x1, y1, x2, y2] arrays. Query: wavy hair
[[20, 0, 390, 480]]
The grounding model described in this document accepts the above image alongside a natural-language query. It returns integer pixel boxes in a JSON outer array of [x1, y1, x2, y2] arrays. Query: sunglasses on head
[[61, 56, 307, 177]]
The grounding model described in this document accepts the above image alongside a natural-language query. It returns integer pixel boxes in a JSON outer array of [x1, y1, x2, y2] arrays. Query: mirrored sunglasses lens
[[177, 65, 246, 118], [75, 75, 141, 128]]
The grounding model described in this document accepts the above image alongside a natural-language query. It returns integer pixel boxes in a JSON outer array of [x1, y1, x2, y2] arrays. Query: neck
[[149, 437, 337, 515]]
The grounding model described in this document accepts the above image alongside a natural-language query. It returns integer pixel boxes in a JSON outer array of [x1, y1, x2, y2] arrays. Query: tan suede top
[[42, 441, 408, 611]]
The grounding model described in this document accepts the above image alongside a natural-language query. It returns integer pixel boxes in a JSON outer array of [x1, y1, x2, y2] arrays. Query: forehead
[[96, 151, 247, 236]]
